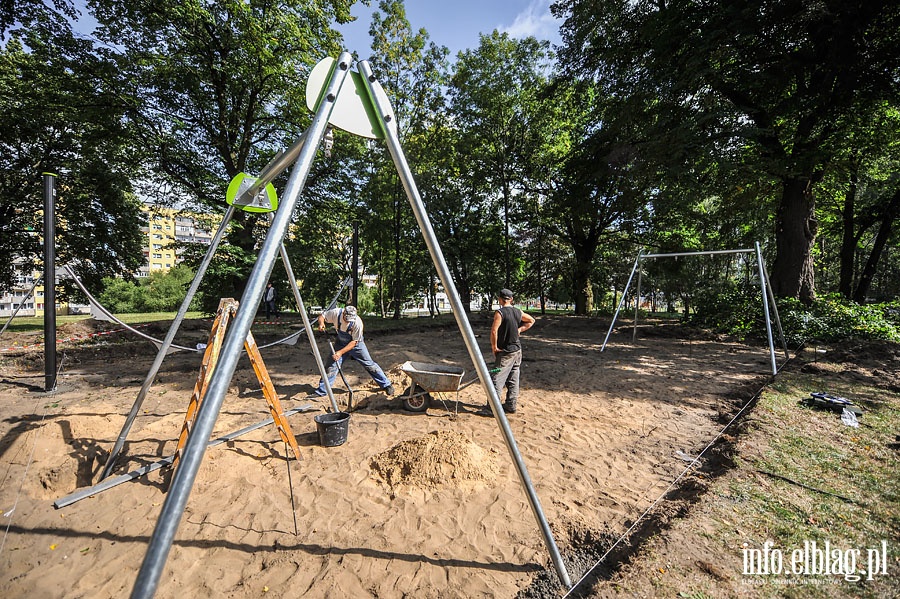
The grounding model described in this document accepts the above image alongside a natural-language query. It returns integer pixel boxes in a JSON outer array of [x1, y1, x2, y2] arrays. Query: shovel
[[328, 337, 355, 411]]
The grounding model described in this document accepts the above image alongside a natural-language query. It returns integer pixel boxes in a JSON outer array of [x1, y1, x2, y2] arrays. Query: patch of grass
[[558, 342, 897, 599], [722, 363, 900, 598], [3, 312, 206, 333]]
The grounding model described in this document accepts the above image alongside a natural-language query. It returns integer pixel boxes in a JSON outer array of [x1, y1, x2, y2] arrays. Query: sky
[[68, 1, 562, 59], [337, 0, 563, 58]]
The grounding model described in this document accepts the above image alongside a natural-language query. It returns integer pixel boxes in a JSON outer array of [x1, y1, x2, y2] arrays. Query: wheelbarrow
[[399, 360, 492, 412]]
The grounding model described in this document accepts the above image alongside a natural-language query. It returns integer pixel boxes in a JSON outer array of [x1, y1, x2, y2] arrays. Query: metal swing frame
[[601, 243, 789, 375], [128, 54, 572, 598]]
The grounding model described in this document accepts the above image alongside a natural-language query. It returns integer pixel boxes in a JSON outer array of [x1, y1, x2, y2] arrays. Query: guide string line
[[562, 362, 789, 597]]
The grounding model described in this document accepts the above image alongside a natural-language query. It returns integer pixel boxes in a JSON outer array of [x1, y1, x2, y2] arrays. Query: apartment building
[[0, 266, 38, 318], [139, 205, 213, 277], [1, 205, 212, 318]]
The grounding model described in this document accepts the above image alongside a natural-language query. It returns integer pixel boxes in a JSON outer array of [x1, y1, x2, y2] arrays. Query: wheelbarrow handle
[[457, 367, 501, 391]]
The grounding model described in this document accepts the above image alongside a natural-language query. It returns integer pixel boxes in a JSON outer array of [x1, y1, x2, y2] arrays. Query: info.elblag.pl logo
[[742, 540, 890, 583]]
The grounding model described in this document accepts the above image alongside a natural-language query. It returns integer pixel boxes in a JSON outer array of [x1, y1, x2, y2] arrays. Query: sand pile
[[370, 430, 498, 492]]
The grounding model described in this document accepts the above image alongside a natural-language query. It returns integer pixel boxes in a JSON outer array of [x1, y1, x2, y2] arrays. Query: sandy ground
[[0, 314, 773, 598]]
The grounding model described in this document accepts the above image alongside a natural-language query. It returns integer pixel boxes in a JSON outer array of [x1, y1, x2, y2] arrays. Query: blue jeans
[[316, 339, 391, 395]]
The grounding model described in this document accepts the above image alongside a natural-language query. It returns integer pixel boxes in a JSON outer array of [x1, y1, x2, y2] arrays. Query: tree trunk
[[572, 253, 593, 315], [852, 189, 900, 303], [537, 222, 546, 315], [391, 189, 402, 320], [503, 187, 511, 287], [838, 170, 858, 298], [566, 216, 600, 315], [771, 176, 817, 303]]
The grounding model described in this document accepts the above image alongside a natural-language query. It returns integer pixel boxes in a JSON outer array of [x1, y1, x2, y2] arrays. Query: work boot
[[384, 384, 395, 396], [503, 399, 517, 414]]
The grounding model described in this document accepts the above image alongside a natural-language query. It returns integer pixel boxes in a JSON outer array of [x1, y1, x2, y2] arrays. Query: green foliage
[[89, 0, 355, 305], [688, 279, 763, 339], [362, 0, 448, 318], [689, 282, 900, 345], [189, 243, 258, 315], [96, 265, 197, 313], [1, 7, 145, 294], [97, 277, 141, 313], [355, 284, 376, 315], [555, 0, 900, 301], [777, 296, 900, 345], [284, 194, 353, 310], [140, 265, 196, 312], [449, 31, 555, 293]]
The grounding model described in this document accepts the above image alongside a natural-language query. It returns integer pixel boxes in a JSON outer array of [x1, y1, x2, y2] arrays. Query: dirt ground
[[0, 314, 779, 598]]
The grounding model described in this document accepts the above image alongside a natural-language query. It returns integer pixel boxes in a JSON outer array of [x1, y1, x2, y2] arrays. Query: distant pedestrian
[[264, 282, 278, 319], [489, 288, 534, 414], [314, 305, 394, 397]]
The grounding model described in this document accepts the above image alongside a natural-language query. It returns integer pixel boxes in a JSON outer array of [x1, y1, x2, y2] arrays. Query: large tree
[[813, 105, 900, 303], [89, 0, 357, 308], [554, 0, 900, 303], [449, 32, 555, 289], [362, 0, 449, 318], [1, 2, 144, 294]]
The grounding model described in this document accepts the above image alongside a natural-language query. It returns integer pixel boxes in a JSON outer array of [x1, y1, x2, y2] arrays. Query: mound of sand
[[370, 430, 498, 492], [56, 319, 110, 337]]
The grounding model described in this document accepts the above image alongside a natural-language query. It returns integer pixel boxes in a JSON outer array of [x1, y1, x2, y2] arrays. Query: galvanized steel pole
[[101, 205, 237, 480], [271, 211, 340, 413], [357, 60, 572, 589], [602, 250, 642, 351], [756, 247, 789, 361], [755, 242, 778, 375], [130, 53, 353, 599], [633, 262, 642, 343]]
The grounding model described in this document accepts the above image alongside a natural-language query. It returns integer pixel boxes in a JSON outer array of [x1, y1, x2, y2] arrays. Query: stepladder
[[172, 298, 301, 473]]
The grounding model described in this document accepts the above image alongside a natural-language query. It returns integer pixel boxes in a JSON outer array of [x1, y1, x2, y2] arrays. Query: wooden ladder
[[172, 298, 301, 472]]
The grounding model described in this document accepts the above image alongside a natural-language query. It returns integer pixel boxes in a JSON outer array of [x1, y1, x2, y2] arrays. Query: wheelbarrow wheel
[[402, 385, 431, 412]]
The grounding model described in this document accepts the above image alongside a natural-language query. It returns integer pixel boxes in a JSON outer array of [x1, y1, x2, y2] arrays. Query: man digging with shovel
[[314, 305, 395, 398]]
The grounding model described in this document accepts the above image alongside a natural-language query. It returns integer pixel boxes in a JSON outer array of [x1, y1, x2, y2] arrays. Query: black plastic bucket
[[314, 412, 350, 447]]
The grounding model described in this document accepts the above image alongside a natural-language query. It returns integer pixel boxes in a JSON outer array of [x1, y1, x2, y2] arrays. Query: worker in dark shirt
[[488, 288, 535, 414]]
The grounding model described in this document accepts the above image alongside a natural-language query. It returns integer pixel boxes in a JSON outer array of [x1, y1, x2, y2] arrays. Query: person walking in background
[[314, 305, 394, 397], [264, 281, 278, 319], [489, 288, 535, 414]]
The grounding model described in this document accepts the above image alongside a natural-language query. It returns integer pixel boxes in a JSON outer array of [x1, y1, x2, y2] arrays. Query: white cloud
[[501, 0, 562, 42]]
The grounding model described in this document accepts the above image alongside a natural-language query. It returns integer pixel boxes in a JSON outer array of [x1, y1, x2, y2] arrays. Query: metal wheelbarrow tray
[[399, 360, 472, 412]]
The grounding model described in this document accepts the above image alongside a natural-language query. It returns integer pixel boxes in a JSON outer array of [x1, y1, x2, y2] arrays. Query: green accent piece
[[353, 70, 387, 139], [42, 172, 58, 177], [226, 172, 278, 213], [309, 58, 338, 115]]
